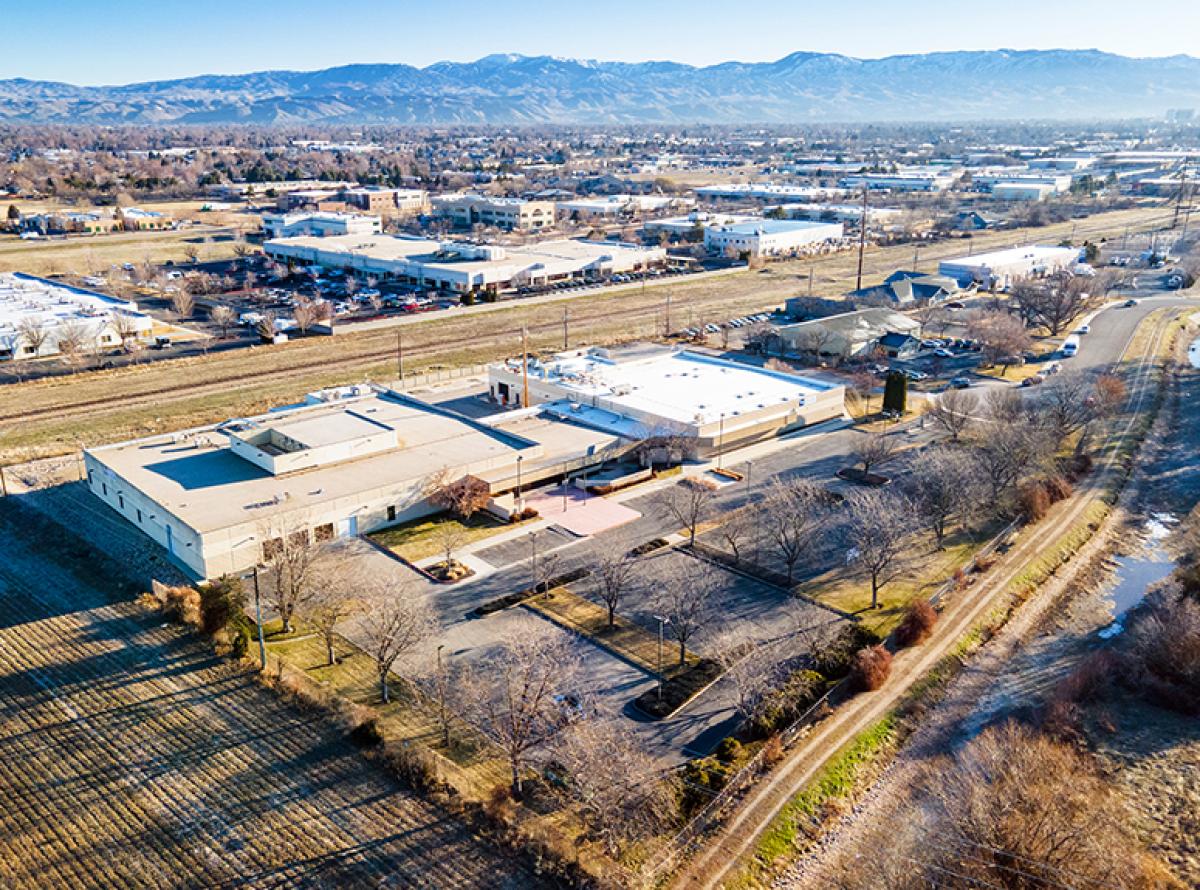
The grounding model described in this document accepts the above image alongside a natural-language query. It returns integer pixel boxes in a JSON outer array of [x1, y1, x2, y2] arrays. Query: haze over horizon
[[5, 0, 1200, 85]]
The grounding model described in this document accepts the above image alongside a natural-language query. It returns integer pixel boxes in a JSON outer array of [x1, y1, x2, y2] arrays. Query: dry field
[[0, 204, 1172, 465], [0, 500, 548, 890]]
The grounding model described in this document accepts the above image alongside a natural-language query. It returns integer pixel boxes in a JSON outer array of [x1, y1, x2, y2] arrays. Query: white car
[[1075, 324, 1090, 335]]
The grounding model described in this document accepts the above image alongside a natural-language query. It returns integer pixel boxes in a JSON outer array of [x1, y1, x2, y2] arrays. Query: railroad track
[[0, 206, 1173, 433]]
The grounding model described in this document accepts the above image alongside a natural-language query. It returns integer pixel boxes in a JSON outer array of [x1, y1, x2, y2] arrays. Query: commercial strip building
[[263, 234, 666, 295], [431, 194, 557, 231], [938, 245, 1081, 290], [0, 272, 154, 361], [487, 344, 845, 453], [773, 308, 921, 359], [703, 219, 844, 256], [991, 182, 1059, 201], [262, 211, 382, 239], [205, 180, 358, 201]]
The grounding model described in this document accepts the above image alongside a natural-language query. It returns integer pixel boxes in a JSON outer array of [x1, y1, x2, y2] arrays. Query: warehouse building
[[764, 202, 905, 226], [838, 171, 956, 192], [642, 211, 758, 237], [939, 245, 1080, 290], [0, 272, 154, 361], [487, 344, 845, 453], [556, 194, 684, 220], [264, 234, 666, 295], [84, 387, 627, 579], [704, 219, 844, 256], [262, 211, 382, 239], [695, 183, 844, 202]]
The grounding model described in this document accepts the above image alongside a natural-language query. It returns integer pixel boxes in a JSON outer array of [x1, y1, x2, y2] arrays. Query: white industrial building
[[703, 219, 844, 256], [0, 272, 154, 361], [556, 194, 684, 219], [262, 211, 382, 239], [939, 246, 1081, 290], [764, 202, 905, 226], [991, 182, 1059, 201], [642, 211, 759, 237], [264, 234, 666, 295], [488, 344, 845, 453], [838, 171, 957, 192], [695, 183, 844, 202], [84, 387, 627, 579]]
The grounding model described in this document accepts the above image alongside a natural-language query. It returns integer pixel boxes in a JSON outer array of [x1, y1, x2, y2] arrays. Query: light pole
[[515, 454, 523, 510], [436, 643, 449, 747], [529, 530, 538, 590], [654, 614, 670, 701], [717, 413, 726, 469], [744, 460, 753, 506], [252, 564, 267, 671]]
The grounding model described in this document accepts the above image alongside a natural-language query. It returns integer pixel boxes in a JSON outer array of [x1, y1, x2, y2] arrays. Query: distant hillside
[[2, 50, 1198, 124]]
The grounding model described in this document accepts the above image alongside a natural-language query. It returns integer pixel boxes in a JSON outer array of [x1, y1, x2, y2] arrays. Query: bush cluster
[[748, 669, 826, 738], [894, 600, 939, 648], [849, 645, 893, 692], [812, 625, 883, 679]]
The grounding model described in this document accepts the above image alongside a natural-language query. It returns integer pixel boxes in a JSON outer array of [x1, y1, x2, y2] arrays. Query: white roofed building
[[939, 246, 1081, 290], [262, 211, 382, 239], [704, 219, 844, 257]]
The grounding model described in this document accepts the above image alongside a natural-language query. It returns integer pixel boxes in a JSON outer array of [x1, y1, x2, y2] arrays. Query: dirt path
[[667, 305, 1181, 890], [781, 314, 1200, 889], [0, 500, 550, 890]]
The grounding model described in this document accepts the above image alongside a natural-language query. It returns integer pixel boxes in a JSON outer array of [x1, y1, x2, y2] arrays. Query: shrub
[[1044, 475, 1073, 502], [157, 584, 202, 627], [680, 756, 733, 813], [894, 599, 938, 648], [198, 574, 246, 636], [1127, 598, 1200, 714], [230, 623, 251, 659], [484, 784, 516, 822], [850, 645, 893, 692], [348, 717, 384, 748], [761, 734, 784, 767], [714, 737, 742, 764], [749, 669, 825, 738], [378, 740, 443, 793], [974, 553, 998, 572], [509, 506, 539, 522], [1018, 481, 1052, 522], [813, 625, 883, 679]]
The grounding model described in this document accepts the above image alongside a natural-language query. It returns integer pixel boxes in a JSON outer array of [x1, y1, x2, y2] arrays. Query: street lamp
[[744, 460, 753, 505], [717, 413, 726, 469], [653, 614, 671, 701], [515, 454, 523, 510]]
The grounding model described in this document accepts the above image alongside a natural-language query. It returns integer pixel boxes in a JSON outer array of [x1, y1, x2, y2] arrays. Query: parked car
[[1021, 374, 1045, 387], [1123, 298, 1140, 307], [1075, 324, 1090, 335], [904, 370, 928, 382], [933, 348, 956, 358], [949, 376, 973, 388]]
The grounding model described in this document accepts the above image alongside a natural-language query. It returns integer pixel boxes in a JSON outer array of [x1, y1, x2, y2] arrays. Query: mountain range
[[2, 50, 1199, 125]]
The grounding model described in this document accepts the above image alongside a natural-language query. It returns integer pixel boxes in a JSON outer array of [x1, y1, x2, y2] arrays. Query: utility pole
[[1173, 168, 1187, 229], [395, 330, 404, 384], [664, 292, 672, 337], [521, 325, 530, 408], [562, 306, 569, 349], [808, 262, 814, 297], [855, 185, 868, 292], [252, 565, 267, 672]]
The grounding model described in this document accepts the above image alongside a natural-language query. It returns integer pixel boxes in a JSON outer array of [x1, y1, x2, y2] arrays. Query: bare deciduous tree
[[1011, 272, 1095, 335], [359, 577, 433, 704], [461, 629, 578, 797], [758, 478, 832, 585], [846, 489, 915, 609], [906, 447, 981, 547], [304, 558, 364, 666], [659, 477, 717, 547], [210, 304, 237, 338], [552, 719, 678, 856], [852, 430, 902, 475], [968, 310, 1032, 374], [108, 311, 142, 351], [593, 552, 638, 628], [169, 287, 195, 318], [54, 320, 89, 371], [654, 562, 715, 666], [925, 388, 978, 442], [427, 470, 492, 519], [16, 316, 49, 359], [257, 515, 323, 634]]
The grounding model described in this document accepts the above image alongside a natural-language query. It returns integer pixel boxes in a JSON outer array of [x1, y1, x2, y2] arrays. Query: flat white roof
[[514, 347, 835, 428], [940, 245, 1079, 268], [0, 272, 147, 342]]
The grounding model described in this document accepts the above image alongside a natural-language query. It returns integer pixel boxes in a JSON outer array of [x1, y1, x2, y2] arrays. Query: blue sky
[[6, 0, 1199, 84]]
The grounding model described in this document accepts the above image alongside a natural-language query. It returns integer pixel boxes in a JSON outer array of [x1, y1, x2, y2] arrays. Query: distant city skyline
[[5, 0, 1199, 86]]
